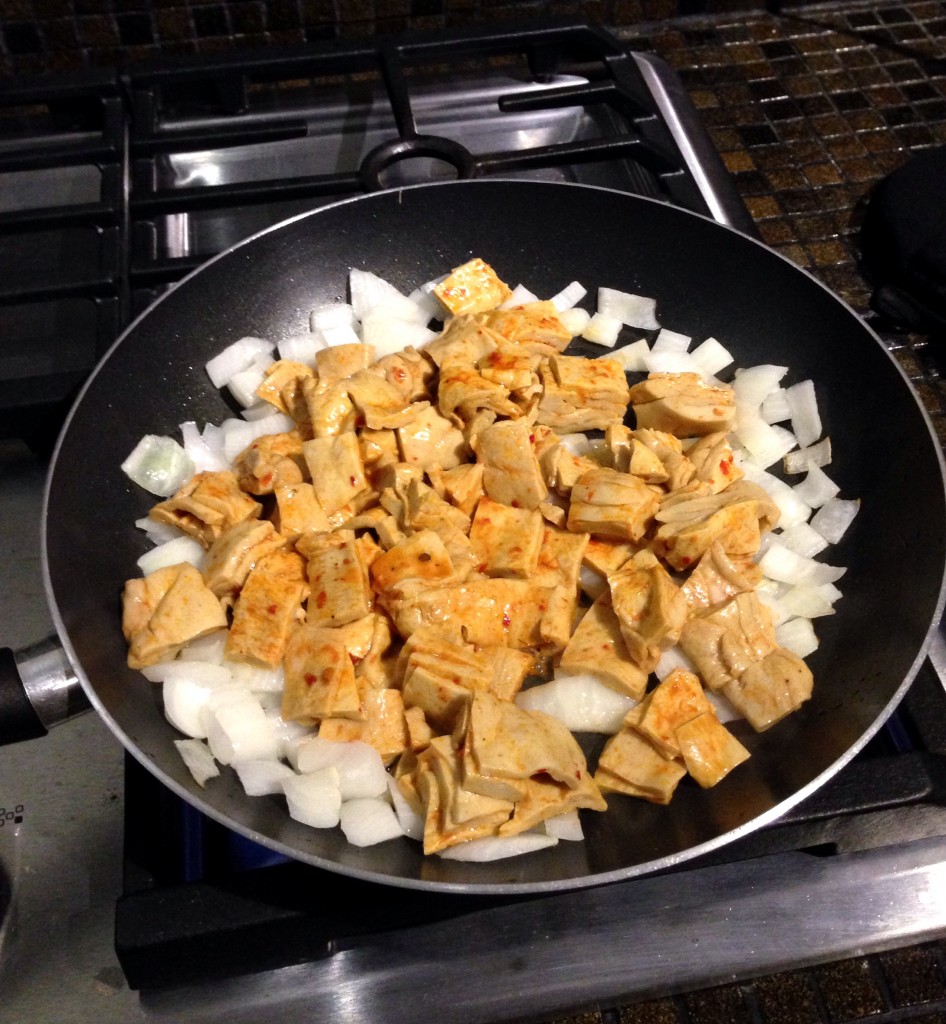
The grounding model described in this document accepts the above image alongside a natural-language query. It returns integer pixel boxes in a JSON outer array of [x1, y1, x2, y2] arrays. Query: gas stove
[[1, 22, 945, 1024]]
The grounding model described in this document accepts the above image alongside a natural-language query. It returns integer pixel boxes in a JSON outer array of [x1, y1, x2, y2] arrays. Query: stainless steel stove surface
[[1, 21, 946, 1024]]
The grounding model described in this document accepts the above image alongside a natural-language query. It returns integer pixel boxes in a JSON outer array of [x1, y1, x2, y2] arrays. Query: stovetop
[[1, 19, 946, 1024]]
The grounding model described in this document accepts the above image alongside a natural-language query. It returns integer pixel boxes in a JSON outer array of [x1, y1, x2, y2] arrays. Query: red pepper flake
[[267, 604, 277, 615], [680, 555, 692, 566], [502, 612, 511, 629], [349, 475, 357, 486], [719, 459, 731, 475], [511, 500, 520, 508], [418, 552, 431, 562], [304, 672, 317, 687], [260, 472, 273, 487], [316, 590, 327, 608], [528, 434, 535, 444]]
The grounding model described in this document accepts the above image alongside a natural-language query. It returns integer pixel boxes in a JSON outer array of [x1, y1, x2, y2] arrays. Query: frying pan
[[9, 179, 946, 894]]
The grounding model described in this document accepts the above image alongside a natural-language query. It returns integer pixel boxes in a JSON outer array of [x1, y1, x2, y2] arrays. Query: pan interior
[[44, 180, 946, 892]]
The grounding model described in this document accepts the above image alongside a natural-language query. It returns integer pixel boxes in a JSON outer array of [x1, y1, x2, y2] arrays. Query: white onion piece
[[283, 768, 342, 829], [226, 659, 285, 693], [557, 433, 593, 456], [227, 356, 271, 409], [340, 798, 405, 847], [734, 413, 797, 469], [811, 497, 860, 544], [793, 464, 840, 509], [644, 350, 700, 375], [407, 278, 448, 321], [142, 658, 232, 685], [500, 283, 540, 308], [732, 364, 788, 407], [578, 564, 608, 601], [310, 303, 356, 332], [516, 674, 635, 734], [174, 738, 219, 787], [654, 645, 697, 680], [760, 388, 791, 425], [277, 723, 318, 766], [122, 435, 195, 497], [690, 337, 734, 378], [438, 833, 558, 862], [776, 617, 819, 658], [294, 738, 389, 799], [736, 457, 812, 529], [703, 689, 743, 724], [163, 675, 215, 738], [234, 759, 296, 796], [278, 331, 327, 364], [597, 287, 659, 330], [651, 327, 691, 354], [783, 437, 832, 475], [360, 310, 437, 357], [777, 522, 829, 558], [135, 515, 182, 546], [581, 311, 623, 347], [558, 306, 591, 337], [241, 402, 282, 422], [607, 338, 650, 371], [387, 777, 424, 841], [205, 336, 272, 389], [349, 269, 424, 323], [320, 323, 363, 348], [758, 543, 846, 586], [780, 585, 837, 619], [136, 535, 205, 576], [205, 693, 280, 765], [180, 420, 230, 473], [543, 810, 584, 841], [178, 631, 228, 665], [550, 280, 587, 312], [786, 379, 822, 449]]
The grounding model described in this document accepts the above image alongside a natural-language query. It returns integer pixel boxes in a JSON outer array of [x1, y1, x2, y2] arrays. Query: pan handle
[[0, 638, 90, 745]]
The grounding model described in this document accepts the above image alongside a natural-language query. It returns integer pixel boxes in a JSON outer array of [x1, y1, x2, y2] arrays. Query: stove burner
[[361, 134, 476, 188]]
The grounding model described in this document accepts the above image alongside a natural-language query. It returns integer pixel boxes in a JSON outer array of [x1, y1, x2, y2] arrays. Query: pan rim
[[39, 178, 946, 894]]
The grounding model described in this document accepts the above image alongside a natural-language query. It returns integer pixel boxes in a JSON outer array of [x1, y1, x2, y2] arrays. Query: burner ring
[[360, 135, 476, 191]]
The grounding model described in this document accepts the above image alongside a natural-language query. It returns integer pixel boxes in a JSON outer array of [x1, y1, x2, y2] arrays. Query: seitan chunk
[[721, 648, 813, 732], [680, 541, 763, 614], [473, 418, 548, 510], [302, 433, 369, 517], [281, 624, 363, 723], [255, 360, 314, 422], [559, 593, 648, 700], [567, 467, 659, 542], [469, 497, 543, 578], [396, 405, 467, 470], [232, 431, 308, 496], [225, 549, 307, 667], [301, 530, 373, 628], [594, 726, 687, 804], [202, 519, 287, 601], [148, 470, 260, 547], [433, 258, 512, 316], [536, 354, 631, 431], [122, 563, 227, 669], [633, 669, 712, 759], [675, 712, 751, 787], [483, 301, 573, 354], [628, 372, 736, 435]]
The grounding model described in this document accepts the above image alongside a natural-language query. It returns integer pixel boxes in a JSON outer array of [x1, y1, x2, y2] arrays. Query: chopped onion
[[776, 617, 819, 658], [737, 457, 813, 528], [320, 323, 363, 348], [349, 269, 425, 323], [758, 543, 846, 586], [205, 336, 272, 389], [136, 535, 205, 576], [703, 689, 743, 724], [205, 693, 280, 765], [283, 768, 342, 829], [607, 338, 650, 371], [309, 303, 357, 332], [651, 327, 691, 354], [438, 833, 558, 862], [654, 645, 697, 680], [776, 522, 829, 558], [407, 278, 448, 321], [811, 497, 860, 544], [550, 280, 587, 312], [226, 659, 285, 693], [339, 798, 405, 847], [780, 585, 837, 619], [558, 306, 591, 337], [122, 435, 195, 497], [226, 354, 272, 409], [792, 464, 840, 509], [163, 675, 215, 738], [135, 515, 181, 546], [278, 332, 327, 364], [543, 810, 584, 841], [516, 674, 635, 734], [786, 379, 822, 449], [265, 708, 316, 761], [760, 388, 791, 425], [501, 283, 540, 307], [294, 738, 388, 798], [234, 759, 296, 796], [783, 437, 832, 475], [732, 364, 788, 408], [581, 311, 623, 347], [174, 738, 219, 787], [221, 412, 294, 463], [597, 287, 659, 330], [644, 349, 700, 375], [180, 420, 230, 473], [690, 337, 734, 378], [360, 310, 437, 357], [557, 433, 593, 456], [178, 631, 228, 665], [387, 776, 424, 841], [142, 659, 233, 685], [733, 413, 797, 469]]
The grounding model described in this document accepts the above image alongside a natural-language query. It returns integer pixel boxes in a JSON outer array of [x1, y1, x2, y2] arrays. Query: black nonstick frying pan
[[9, 179, 946, 893]]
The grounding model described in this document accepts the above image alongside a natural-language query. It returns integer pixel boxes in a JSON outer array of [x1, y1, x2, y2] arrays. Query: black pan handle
[[0, 637, 90, 745]]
